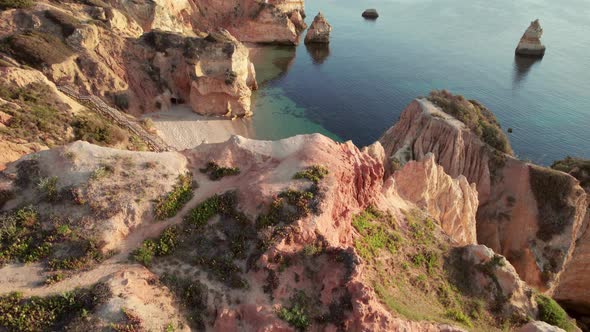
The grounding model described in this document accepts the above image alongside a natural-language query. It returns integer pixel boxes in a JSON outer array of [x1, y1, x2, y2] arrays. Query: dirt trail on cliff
[[0, 175, 240, 297]]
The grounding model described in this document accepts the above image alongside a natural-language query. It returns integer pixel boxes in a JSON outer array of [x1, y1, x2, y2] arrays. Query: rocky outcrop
[[389, 153, 478, 245], [0, 141, 188, 251], [188, 0, 306, 45], [452, 245, 537, 319], [142, 30, 258, 117], [515, 19, 546, 57], [362, 9, 379, 19], [304, 12, 332, 44], [553, 158, 590, 327], [380, 98, 588, 291]]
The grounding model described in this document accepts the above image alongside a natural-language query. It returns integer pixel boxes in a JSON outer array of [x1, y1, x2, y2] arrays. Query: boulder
[[362, 9, 379, 19], [515, 19, 546, 57], [304, 12, 332, 44]]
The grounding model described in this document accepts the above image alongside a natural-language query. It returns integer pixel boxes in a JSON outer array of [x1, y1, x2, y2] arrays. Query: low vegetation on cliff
[[0, 31, 74, 68], [0, 282, 111, 331], [352, 207, 527, 330], [428, 90, 513, 155], [552, 156, 590, 192], [0, 82, 145, 150]]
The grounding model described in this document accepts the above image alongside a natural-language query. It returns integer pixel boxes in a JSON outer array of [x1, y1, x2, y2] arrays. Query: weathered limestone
[[515, 19, 546, 57], [390, 153, 479, 245], [304, 12, 332, 44]]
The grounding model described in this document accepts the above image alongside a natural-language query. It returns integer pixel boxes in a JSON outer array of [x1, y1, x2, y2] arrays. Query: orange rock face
[[390, 153, 478, 245], [380, 98, 588, 291]]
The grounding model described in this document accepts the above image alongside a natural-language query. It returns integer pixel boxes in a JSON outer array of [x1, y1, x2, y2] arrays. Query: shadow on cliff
[[512, 56, 542, 88], [305, 43, 331, 65]]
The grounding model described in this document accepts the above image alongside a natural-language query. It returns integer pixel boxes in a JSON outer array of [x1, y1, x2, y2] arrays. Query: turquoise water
[[250, 0, 590, 164]]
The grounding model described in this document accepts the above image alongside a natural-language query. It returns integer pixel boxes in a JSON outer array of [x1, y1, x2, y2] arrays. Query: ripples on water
[[249, 0, 590, 164]]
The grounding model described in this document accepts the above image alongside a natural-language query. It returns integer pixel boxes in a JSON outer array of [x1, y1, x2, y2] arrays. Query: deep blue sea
[[249, 0, 590, 165]]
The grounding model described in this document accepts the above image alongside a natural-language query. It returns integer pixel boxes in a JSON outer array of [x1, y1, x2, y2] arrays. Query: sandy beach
[[143, 105, 255, 151]]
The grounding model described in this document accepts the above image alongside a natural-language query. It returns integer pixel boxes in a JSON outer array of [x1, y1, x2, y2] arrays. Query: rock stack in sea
[[304, 12, 332, 44], [362, 9, 379, 19], [515, 19, 546, 57]]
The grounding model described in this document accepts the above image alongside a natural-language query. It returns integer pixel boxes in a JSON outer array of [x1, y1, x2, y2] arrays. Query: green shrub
[[133, 226, 179, 265], [536, 294, 575, 331], [277, 291, 312, 331], [1, 31, 74, 68], [446, 308, 473, 327], [183, 195, 222, 228], [352, 208, 400, 261], [428, 90, 512, 154], [154, 173, 193, 220], [37, 176, 59, 201], [73, 116, 128, 146], [0, 0, 34, 10], [199, 161, 240, 180], [293, 165, 329, 184], [0, 206, 53, 266], [0, 282, 111, 332]]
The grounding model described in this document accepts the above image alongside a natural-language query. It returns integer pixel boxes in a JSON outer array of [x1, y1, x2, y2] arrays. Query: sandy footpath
[[143, 105, 255, 150]]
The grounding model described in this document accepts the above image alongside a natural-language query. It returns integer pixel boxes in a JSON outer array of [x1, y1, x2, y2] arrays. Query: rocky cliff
[[0, 4, 259, 117], [553, 157, 590, 328], [0, 133, 562, 331], [380, 95, 588, 292]]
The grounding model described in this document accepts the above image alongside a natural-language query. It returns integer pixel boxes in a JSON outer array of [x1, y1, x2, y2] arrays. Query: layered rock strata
[[380, 98, 588, 291]]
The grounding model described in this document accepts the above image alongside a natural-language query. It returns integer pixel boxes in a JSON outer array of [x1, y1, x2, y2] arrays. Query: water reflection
[[512, 56, 542, 87], [305, 43, 331, 65], [249, 45, 296, 84]]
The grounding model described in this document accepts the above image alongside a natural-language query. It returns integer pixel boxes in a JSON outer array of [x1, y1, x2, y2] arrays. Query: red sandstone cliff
[[380, 98, 588, 292]]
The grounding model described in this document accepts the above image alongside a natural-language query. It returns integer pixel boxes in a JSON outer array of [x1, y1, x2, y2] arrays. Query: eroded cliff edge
[[379, 92, 588, 324]]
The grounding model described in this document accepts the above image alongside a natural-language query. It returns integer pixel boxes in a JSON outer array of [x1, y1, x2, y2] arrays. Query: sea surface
[[247, 0, 590, 165]]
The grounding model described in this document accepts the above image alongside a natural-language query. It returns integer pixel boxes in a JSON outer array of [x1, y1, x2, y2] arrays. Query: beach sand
[[143, 105, 254, 150]]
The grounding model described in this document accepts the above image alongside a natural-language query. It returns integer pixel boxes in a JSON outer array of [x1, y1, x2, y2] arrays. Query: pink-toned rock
[[457, 245, 537, 319], [390, 153, 478, 245], [379, 98, 588, 291], [554, 211, 590, 320], [304, 12, 332, 44], [184, 134, 384, 246]]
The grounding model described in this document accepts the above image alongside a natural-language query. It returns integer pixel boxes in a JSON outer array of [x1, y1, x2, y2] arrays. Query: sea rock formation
[[380, 96, 588, 291], [515, 19, 546, 57], [389, 153, 478, 245], [362, 9, 379, 19], [304, 12, 332, 44]]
